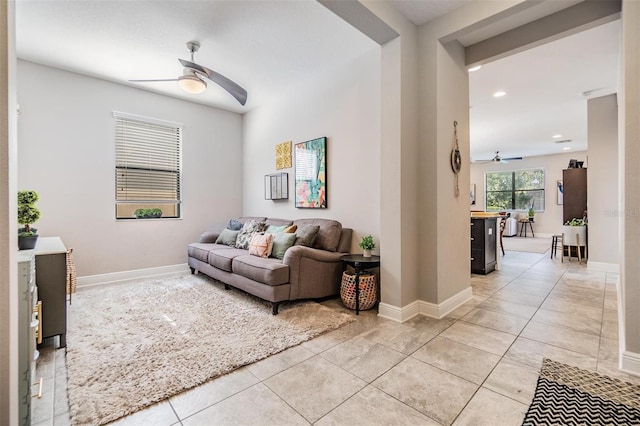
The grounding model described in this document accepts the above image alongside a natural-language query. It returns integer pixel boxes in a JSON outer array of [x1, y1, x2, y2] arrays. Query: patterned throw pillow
[[248, 233, 274, 258], [235, 220, 266, 249]]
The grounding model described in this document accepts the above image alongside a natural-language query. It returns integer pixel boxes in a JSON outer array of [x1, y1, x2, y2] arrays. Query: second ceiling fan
[[476, 151, 523, 164]]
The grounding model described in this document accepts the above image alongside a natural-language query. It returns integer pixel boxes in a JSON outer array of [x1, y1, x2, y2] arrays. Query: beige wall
[[363, 0, 420, 309], [470, 151, 588, 236], [587, 94, 619, 269], [17, 61, 244, 277], [621, 0, 640, 366], [1, 1, 18, 423], [242, 49, 381, 253]]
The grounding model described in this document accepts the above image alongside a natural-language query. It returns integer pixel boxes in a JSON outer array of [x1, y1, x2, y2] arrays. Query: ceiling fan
[[129, 41, 248, 106], [476, 151, 523, 164]]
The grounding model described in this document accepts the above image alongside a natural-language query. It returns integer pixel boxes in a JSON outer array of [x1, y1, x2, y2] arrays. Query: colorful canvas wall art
[[295, 137, 327, 208]]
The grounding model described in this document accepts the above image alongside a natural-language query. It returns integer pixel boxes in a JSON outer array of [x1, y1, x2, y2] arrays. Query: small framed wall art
[[295, 137, 327, 208], [265, 173, 288, 200], [275, 141, 292, 170]]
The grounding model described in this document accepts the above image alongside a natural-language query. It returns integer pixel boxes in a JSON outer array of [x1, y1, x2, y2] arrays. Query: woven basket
[[340, 271, 377, 311]]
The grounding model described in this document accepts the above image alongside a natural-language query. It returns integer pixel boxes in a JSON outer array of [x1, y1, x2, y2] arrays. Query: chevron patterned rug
[[523, 358, 640, 425]]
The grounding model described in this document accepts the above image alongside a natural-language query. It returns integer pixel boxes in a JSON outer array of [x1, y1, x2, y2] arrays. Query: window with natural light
[[114, 112, 182, 219], [485, 168, 545, 212]]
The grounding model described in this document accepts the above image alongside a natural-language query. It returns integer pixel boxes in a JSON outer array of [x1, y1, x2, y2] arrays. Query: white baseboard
[[378, 286, 473, 322], [587, 262, 620, 273], [77, 263, 190, 289], [620, 350, 640, 377]]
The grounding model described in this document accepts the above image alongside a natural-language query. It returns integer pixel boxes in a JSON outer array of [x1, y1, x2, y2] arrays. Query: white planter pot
[[562, 225, 587, 246], [362, 249, 372, 258]]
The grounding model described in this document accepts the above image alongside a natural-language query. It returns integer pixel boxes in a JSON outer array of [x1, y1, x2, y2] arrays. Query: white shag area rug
[[66, 274, 354, 425]]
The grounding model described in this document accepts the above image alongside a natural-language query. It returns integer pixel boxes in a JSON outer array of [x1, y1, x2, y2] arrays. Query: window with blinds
[[114, 112, 182, 219]]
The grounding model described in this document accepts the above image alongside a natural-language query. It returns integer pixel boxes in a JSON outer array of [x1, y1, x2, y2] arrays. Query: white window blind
[[114, 112, 182, 219]]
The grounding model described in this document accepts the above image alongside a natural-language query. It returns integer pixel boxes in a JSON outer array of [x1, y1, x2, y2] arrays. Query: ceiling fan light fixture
[[178, 73, 207, 94]]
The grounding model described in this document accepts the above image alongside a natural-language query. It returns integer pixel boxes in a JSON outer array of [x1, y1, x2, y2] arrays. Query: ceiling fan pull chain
[[450, 120, 461, 197]]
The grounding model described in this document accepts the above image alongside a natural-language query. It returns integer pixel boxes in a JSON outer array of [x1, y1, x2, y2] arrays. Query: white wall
[[242, 49, 381, 253], [470, 151, 587, 236], [588, 94, 619, 269], [17, 61, 243, 277]]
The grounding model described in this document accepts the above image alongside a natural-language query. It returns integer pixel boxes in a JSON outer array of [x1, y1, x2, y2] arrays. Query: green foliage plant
[[18, 190, 41, 236], [134, 208, 163, 218], [359, 235, 375, 250], [564, 218, 586, 226]]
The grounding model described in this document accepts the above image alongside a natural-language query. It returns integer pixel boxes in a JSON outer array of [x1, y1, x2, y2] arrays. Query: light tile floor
[[33, 249, 640, 426]]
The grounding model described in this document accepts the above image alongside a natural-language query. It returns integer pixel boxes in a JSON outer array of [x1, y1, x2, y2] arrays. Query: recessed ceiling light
[[563, 147, 571, 150], [493, 91, 506, 98], [468, 65, 482, 72], [553, 134, 562, 139]]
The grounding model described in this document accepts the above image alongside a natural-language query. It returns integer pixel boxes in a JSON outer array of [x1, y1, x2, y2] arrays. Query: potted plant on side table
[[359, 234, 375, 258], [18, 190, 41, 250]]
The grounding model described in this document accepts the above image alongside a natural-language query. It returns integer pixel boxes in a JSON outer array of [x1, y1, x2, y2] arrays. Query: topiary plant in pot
[[18, 190, 41, 250]]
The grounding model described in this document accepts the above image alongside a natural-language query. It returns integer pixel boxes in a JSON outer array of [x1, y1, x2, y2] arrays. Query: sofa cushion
[[270, 233, 297, 260], [265, 218, 294, 227], [208, 248, 249, 272], [215, 228, 240, 246], [238, 216, 267, 224], [232, 255, 289, 286], [235, 220, 266, 250], [248, 233, 274, 258], [294, 225, 320, 247], [188, 243, 231, 263], [293, 219, 342, 252]]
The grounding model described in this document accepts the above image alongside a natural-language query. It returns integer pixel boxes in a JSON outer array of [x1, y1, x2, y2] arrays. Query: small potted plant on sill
[[134, 208, 163, 219], [359, 234, 375, 258], [18, 190, 41, 250]]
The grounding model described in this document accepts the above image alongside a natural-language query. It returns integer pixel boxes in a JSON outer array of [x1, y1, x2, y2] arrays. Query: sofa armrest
[[283, 246, 349, 300], [283, 245, 346, 264], [199, 231, 220, 243]]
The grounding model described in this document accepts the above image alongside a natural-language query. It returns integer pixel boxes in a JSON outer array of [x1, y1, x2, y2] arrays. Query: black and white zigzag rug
[[523, 358, 640, 425]]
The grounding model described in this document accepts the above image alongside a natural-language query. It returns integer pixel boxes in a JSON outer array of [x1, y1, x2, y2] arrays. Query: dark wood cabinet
[[471, 217, 497, 275], [35, 237, 68, 348], [563, 168, 587, 224]]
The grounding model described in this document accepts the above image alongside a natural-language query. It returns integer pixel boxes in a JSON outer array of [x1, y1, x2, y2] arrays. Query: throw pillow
[[294, 225, 320, 247], [227, 219, 243, 230], [266, 225, 287, 234], [215, 228, 239, 246], [235, 220, 266, 250], [283, 225, 297, 233], [270, 233, 297, 260], [248, 233, 274, 258]]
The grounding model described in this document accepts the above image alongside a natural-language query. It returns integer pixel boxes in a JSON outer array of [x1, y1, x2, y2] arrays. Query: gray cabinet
[[471, 217, 497, 275]]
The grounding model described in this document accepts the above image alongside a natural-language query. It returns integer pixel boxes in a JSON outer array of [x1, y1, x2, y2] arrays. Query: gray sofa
[[188, 217, 352, 314]]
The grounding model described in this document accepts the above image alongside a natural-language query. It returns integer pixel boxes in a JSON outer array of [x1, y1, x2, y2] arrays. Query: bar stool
[[551, 234, 563, 261]]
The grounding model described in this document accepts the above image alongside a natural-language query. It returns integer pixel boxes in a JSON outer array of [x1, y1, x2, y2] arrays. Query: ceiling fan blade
[[129, 78, 178, 82], [501, 157, 523, 161], [180, 59, 248, 105]]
